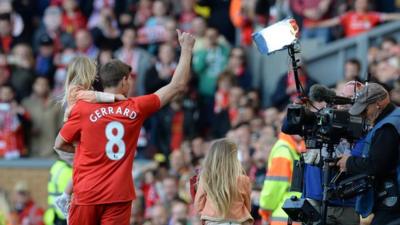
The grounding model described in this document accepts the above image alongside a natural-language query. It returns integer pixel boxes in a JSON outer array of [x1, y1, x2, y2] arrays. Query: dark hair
[[382, 36, 397, 45], [217, 70, 236, 86], [0, 13, 11, 22], [122, 26, 137, 35], [99, 60, 132, 88], [346, 58, 361, 71], [34, 76, 54, 89]]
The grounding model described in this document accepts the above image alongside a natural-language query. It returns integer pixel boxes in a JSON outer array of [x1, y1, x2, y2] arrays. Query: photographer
[[337, 82, 400, 225], [282, 81, 364, 225]]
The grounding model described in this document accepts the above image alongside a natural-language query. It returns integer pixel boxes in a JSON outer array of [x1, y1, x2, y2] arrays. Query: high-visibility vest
[[43, 160, 72, 225], [259, 137, 302, 225]]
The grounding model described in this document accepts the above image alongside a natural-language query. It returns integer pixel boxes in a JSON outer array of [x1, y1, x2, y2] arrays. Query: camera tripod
[[319, 142, 336, 225]]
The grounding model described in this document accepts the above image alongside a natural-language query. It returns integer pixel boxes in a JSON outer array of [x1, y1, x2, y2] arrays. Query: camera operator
[[337, 82, 400, 225], [281, 81, 364, 225]]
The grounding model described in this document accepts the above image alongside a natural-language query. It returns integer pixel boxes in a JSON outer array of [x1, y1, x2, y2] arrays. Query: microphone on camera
[[309, 84, 354, 105]]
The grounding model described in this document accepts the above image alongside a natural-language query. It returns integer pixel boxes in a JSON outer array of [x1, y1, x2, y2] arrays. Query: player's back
[[61, 94, 160, 205]]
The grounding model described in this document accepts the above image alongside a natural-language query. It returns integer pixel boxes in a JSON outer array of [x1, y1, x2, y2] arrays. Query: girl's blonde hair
[[199, 138, 244, 217], [62, 56, 97, 105]]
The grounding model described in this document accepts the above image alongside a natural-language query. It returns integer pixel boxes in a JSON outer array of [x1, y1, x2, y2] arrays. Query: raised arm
[[311, 17, 340, 28], [155, 30, 195, 107], [381, 13, 400, 21]]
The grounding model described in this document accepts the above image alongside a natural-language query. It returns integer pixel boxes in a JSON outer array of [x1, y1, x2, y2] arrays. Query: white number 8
[[105, 121, 126, 160]]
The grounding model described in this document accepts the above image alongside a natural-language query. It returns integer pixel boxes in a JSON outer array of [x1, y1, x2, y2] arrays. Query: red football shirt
[[60, 94, 160, 205], [340, 11, 382, 37]]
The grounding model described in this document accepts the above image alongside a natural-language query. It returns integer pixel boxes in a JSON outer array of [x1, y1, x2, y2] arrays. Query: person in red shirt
[[10, 181, 44, 225], [61, 0, 87, 34], [313, 0, 400, 38], [53, 30, 195, 225]]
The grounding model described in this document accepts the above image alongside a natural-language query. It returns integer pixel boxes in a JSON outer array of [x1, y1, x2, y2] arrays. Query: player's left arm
[[54, 104, 81, 153], [54, 133, 75, 153]]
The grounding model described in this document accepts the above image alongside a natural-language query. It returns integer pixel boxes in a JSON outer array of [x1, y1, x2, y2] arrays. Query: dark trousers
[[371, 210, 400, 225]]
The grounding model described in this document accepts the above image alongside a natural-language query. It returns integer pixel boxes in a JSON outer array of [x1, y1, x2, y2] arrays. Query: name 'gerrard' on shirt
[[89, 106, 137, 122]]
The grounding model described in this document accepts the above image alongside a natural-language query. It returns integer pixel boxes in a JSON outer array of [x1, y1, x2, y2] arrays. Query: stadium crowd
[[1, 0, 400, 225]]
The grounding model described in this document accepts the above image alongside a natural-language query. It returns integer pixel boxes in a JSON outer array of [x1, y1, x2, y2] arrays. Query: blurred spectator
[[191, 16, 208, 52], [269, 0, 290, 25], [145, 0, 170, 28], [61, 0, 87, 34], [163, 18, 180, 50], [270, 67, 316, 110], [178, 0, 197, 33], [90, 7, 121, 50], [115, 27, 153, 96], [297, 0, 334, 43], [33, 6, 74, 53], [150, 95, 199, 157], [87, 0, 116, 29], [9, 43, 35, 100], [0, 84, 28, 159], [139, 0, 171, 54], [225, 46, 252, 90], [0, 13, 16, 54], [0, 1, 26, 42], [248, 146, 268, 224], [197, 0, 236, 44], [133, 0, 153, 28], [97, 48, 113, 67], [168, 200, 189, 225], [52, 47, 77, 97], [234, 122, 254, 171], [190, 136, 206, 166], [228, 86, 245, 127], [74, 29, 99, 59], [145, 44, 177, 94], [35, 35, 56, 80], [390, 81, 400, 105], [192, 27, 230, 132], [343, 58, 362, 82], [130, 199, 145, 225], [10, 181, 44, 225], [230, 0, 260, 46], [149, 204, 169, 225], [160, 176, 180, 210], [212, 71, 236, 138], [0, 65, 10, 87], [263, 107, 279, 127], [314, 0, 400, 38], [22, 77, 63, 157]]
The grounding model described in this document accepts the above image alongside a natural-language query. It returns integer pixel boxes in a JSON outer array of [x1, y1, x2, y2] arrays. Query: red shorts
[[69, 201, 132, 225]]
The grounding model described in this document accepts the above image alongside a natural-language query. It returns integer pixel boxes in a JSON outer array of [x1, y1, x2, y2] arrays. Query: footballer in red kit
[[54, 30, 195, 225], [60, 95, 160, 205]]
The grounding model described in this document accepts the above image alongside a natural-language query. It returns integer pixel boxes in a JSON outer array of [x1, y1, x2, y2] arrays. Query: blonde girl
[[194, 138, 254, 225], [62, 56, 126, 120], [54, 56, 126, 218]]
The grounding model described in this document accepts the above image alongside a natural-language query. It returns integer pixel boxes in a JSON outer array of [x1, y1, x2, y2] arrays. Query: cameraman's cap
[[349, 83, 388, 115]]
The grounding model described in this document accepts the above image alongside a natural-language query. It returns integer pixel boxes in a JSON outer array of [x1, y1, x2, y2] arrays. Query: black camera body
[[282, 196, 320, 224], [285, 104, 365, 146], [332, 174, 375, 199]]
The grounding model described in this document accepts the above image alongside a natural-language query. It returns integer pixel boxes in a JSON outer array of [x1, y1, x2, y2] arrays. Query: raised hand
[[176, 29, 195, 51]]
